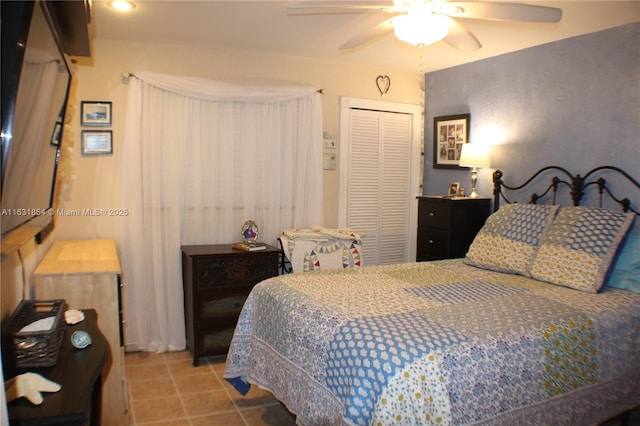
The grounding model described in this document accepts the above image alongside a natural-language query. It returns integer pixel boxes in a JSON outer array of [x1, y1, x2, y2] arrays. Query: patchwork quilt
[[224, 259, 640, 425], [280, 228, 362, 273]]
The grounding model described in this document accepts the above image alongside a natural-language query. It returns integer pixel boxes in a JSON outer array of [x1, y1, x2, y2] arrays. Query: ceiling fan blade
[[339, 17, 396, 50], [289, 0, 391, 7], [444, 19, 482, 52], [288, 1, 392, 15], [445, 2, 562, 23], [288, 8, 385, 16]]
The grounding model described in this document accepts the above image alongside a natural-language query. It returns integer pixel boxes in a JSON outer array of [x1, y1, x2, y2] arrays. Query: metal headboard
[[493, 165, 640, 214]]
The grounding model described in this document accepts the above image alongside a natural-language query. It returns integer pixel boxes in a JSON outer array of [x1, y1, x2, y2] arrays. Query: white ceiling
[[90, 1, 640, 73]]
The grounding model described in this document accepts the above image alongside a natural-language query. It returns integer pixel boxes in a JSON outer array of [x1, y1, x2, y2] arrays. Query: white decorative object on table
[[4, 372, 61, 405], [64, 309, 85, 325]]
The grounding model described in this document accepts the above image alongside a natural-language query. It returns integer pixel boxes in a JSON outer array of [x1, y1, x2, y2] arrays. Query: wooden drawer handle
[[428, 239, 434, 244], [429, 212, 435, 217]]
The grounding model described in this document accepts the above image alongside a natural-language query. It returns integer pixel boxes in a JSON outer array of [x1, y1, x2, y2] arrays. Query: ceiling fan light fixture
[[392, 11, 449, 46], [108, 1, 136, 12]]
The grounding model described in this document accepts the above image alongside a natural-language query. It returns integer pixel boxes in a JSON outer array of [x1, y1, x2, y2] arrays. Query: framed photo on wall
[[81, 101, 112, 126], [323, 153, 337, 170], [81, 130, 112, 155], [433, 114, 470, 169]]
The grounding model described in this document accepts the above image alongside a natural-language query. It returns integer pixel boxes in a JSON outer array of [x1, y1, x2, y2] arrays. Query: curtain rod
[[121, 72, 323, 93]]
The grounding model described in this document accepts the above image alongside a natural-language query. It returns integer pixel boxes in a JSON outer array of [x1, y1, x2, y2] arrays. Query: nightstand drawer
[[195, 256, 276, 288], [197, 317, 240, 355], [417, 228, 449, 257], [199, 289, 250, 319], [418, 200, 452, 229]]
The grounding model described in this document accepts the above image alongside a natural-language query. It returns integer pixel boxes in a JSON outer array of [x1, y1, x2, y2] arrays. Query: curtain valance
[[134, 71, 319, 102]]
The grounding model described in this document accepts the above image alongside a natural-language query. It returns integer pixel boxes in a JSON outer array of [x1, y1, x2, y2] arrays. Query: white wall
[[54, 39, 423, 241]]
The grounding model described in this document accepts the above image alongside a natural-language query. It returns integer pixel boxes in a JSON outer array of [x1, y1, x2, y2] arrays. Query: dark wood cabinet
[[181, 244, 280, 366], [417, 197, 491, 261]]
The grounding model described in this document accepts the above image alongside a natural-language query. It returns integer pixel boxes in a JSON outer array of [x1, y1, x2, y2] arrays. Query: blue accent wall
[[423, 22, 639, 211]]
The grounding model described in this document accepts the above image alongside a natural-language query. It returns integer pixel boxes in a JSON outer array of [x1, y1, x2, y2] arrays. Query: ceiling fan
[[288, 0, 562, 52]]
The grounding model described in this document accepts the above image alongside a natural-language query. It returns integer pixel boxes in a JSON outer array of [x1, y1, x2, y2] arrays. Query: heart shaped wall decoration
[[376, 75, 390, 96]]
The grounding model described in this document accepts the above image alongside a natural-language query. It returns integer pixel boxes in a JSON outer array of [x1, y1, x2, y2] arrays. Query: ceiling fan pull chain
[[417, 43, 426, 194], [417, 43, 424, 75]]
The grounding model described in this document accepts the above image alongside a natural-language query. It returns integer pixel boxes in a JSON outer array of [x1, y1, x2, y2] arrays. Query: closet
[[339, 97, 421, 265]]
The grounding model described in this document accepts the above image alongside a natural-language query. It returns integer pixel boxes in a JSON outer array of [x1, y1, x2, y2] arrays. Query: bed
[[224, 165, 640, 425]]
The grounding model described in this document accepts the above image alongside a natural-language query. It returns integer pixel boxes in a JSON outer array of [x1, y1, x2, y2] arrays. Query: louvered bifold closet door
[[347, 108, 413, 265]]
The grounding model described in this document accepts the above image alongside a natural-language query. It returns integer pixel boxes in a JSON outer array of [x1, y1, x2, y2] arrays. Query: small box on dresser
[[181, 244, 280, 366], [417, 196, 491, 261]]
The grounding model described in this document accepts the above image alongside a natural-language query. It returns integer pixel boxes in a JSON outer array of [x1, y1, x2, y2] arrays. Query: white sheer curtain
[[118, 72, 323, 352]]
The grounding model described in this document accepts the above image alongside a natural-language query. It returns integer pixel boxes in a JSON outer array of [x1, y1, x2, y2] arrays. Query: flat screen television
[[1, 1, 73, 241]]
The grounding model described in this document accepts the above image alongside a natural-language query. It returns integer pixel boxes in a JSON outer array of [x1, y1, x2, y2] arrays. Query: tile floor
[[124, 350, 296, 425]]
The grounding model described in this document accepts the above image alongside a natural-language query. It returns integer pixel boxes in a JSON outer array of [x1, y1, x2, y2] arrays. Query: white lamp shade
[[392, 12, 450, 46], [459, 144, 490, 168]]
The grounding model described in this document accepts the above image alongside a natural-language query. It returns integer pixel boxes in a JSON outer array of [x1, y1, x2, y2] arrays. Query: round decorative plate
[[241, 220, 259, 243]]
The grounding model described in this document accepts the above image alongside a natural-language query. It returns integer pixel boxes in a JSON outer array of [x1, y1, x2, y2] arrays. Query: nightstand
[[417, 196, 491, 261], [181, 244, 280, 366], [6, 310, 107, 426]]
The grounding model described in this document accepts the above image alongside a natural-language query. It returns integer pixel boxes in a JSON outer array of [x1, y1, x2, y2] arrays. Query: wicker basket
[[1, 300, 67, 368]]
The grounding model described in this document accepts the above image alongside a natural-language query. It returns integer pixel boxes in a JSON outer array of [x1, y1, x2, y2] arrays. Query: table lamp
[[459, 144, 490, 198]]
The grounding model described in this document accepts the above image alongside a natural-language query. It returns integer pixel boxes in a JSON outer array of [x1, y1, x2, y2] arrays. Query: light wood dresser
[[34, 239, 126, 426]]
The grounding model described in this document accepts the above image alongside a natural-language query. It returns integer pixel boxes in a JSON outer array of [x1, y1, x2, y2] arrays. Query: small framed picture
[[433, 113, 470, 169], [241, 220, 259, 243], [323, 131, 337, 149], [81, 101, 112, 126], [448, 182, 460, 196], [81, 130, 112, 155], [50, 121, 62, 146], [323, 153, 337, 170]]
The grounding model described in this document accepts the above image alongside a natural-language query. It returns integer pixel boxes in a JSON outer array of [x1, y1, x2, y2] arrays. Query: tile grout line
[[167, 354, 196, 426], [211, 358, 252, 426], [127, 352, 294, 425], [127, 353, 194, 425]]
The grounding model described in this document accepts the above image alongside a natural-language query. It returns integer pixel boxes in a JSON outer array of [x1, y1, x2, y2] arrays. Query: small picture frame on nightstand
[[448, 182, 460, 197]]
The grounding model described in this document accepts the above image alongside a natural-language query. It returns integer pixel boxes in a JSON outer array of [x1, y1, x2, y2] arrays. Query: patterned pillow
[[464, 203, 559, 276], [530, 207, 636, 293]]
